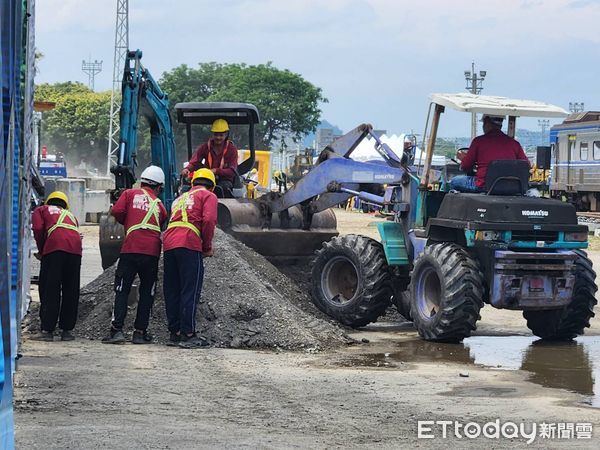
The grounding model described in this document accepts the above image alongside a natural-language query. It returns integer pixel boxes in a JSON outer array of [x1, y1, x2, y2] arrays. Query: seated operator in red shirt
[[449, 114, 530, 193], [181, 118, 238, 198]]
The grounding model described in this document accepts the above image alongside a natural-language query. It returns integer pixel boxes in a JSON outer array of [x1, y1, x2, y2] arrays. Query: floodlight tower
[[569, 102, 585, 113], [81, 59, 102, 90], [464, 61, 486, 139], [106, 0, 129, 176]]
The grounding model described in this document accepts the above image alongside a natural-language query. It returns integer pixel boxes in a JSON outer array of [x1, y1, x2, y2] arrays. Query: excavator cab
[[174, 102, 259, 198]]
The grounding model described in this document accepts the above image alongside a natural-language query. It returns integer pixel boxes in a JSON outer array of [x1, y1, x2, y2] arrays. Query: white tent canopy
[[351, 133, 447, 166], [430, 93, 569, 118]]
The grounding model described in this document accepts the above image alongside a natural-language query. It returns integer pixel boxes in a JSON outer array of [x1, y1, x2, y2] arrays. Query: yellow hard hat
[[46, 191, 69, 209], [211, 118, 229, 133], [251, 168, 258, 174], [274, 170, 281, 178], [191, 168, 216, 187]]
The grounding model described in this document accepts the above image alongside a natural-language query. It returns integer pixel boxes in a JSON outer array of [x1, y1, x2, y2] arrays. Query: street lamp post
[[465, 62, 486, 139]]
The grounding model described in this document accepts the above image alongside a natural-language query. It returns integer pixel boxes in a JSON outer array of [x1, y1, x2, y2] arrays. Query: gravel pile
[[24, 229, 352, 350]]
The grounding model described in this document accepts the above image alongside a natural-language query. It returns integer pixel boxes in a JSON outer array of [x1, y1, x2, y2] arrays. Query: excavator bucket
[[99, 213, 125, 270], [217, 199, 338, 257]]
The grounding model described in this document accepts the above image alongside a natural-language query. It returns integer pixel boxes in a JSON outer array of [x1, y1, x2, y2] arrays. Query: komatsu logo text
[[521, 210, 548, 217]]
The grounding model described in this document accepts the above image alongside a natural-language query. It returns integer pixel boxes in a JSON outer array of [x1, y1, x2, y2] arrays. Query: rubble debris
[[24, 229, 352, 350]]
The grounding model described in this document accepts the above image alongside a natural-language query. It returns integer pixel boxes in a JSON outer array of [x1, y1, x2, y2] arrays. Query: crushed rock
[[24, 229, 353, 350]]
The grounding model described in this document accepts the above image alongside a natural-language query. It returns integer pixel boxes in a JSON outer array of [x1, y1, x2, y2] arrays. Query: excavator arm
[[110, 49, 178, 208], [218, 124, 418, 256], [100, 50, 179, 269]]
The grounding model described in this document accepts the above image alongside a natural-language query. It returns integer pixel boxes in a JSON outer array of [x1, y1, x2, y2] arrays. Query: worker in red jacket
[[102, 166, 168, 345], [163, 168, 218, 348], [450, 114, 530, 192], [181, 118, 239, 198], [31, 191, 82, 341]]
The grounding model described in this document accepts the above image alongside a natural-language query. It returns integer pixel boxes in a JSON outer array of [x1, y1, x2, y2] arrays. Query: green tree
[[35, 82, 111, 171], [160, 62, 327, 151]]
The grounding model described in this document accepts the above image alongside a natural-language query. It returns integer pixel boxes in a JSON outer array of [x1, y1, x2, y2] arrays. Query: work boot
[[60, 330, 75, 341], [101, 328, 126, 344], [166, 332, 181, 347], [178, 333, 209, 349], [132, 330, 153, 345], [31, 330, 54, 342]]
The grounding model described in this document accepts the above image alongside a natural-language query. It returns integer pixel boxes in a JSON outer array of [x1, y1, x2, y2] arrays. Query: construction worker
[[31, 191, 82, 341], [273, 170, 288, 193], [181, 118, 239, 198], [450, 114, 530, 192], [163, 168, 218, 348], [102, 166, 168, 344], [246, 168, 259, 199]]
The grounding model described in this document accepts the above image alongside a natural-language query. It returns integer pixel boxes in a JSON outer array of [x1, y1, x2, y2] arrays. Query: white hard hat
[[140, 165, 165, 185]]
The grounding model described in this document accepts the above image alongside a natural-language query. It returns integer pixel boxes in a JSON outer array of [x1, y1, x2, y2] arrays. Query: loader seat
[[484, 159, 530, 196]]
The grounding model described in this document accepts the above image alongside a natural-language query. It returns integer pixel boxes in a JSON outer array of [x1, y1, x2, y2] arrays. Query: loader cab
[[174, 102, 260, 198], [414, 93, 570, 228]]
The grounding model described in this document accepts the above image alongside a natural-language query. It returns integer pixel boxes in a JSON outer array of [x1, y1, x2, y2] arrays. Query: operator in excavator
[[163, 168, 218, 349], [102, 166, 168, 345], [31, 191, 82, 342], [181, 118, 239, 198], [450, 114, 530, 193]]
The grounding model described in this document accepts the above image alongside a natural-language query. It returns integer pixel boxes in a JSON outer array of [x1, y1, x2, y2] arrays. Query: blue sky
[[35, 0, 600, 137]]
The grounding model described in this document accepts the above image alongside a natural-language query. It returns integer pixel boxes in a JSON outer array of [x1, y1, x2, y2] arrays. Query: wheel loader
[[308, 93, 597, 342]]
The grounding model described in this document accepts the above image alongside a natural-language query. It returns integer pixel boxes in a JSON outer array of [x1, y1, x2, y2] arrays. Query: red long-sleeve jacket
[[461, 128, 530, 188], [111, 187, 168, 257], [163, 187, 218, 253], [32, 205, 82, 256], [187, 139, 238, 183]]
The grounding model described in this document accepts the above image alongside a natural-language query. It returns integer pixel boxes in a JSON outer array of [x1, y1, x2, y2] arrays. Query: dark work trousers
[[163, 248, 204, 335], [38, 251, 82, 332], [112, 253, 159, 331]]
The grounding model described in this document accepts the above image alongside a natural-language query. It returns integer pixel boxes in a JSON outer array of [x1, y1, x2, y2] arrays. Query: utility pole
[[81, 59, 102, 91], [106, 0, 129, 176], [538, 119, 550, 144], [464, 62, 487, 139], [569, 102, 585, 113]]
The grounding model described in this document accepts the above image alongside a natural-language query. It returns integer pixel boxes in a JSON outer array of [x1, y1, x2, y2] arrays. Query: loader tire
[[410, 243, 484, 342], [311, 234, 392, 328], [524, 250, 597, 340]]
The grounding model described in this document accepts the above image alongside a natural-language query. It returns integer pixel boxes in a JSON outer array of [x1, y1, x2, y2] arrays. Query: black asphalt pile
[[24, 229, 352, 350]]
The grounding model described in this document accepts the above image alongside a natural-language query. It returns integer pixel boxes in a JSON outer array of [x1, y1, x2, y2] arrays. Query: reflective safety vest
[[207, 141, 232, 169], [47, 209, 79, 236], [126, 190, 162, 236], [167, 191, 201, 236]]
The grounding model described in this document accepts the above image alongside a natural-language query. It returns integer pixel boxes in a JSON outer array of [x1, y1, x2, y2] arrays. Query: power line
[[106, 0, 129, 176], [538, 119, 550, 144]]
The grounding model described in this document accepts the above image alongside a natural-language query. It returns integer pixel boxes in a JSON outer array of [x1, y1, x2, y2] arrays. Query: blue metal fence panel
[[0, 0, 33, 447]]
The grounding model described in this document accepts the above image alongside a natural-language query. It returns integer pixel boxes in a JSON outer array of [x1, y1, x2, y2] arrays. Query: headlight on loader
[[564, 231, 588, 242]]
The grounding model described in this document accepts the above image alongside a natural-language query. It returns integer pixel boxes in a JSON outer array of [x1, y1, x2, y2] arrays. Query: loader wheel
[[524, 250, 597, 340], [311, 234, 392, 328], [410, 243, 484, 342]]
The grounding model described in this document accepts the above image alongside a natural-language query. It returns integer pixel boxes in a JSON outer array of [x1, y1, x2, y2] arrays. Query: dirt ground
[[15, 210, 600, 448]]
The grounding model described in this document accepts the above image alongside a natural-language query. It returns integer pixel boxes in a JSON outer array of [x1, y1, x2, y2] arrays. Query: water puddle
[[337, 335, 600, 407]]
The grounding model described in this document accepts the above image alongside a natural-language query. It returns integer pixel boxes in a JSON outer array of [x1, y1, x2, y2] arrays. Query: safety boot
[[132, 330, 153, 344], [60, 330, 75, 341], [102, 328, 126, 344], [31, 330, 54, 342]]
